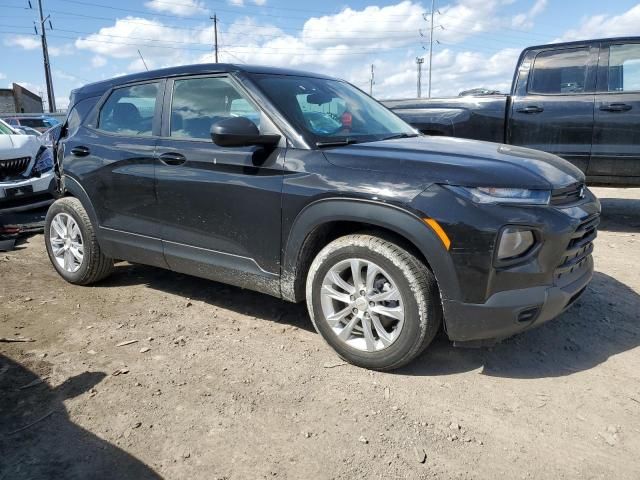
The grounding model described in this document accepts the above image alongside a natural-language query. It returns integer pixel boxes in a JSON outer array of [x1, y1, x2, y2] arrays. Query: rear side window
[[170, 77, 260, 140], [529, 48, 590, 95], [98, 82, 159, 136], [607, 43, 640, 92]]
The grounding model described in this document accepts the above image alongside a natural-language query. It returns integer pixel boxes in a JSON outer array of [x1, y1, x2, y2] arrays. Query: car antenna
[[137, 50, 149, 72]]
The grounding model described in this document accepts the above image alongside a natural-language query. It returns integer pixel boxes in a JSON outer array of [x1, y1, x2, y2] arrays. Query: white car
[[0, 118, 56, 214]]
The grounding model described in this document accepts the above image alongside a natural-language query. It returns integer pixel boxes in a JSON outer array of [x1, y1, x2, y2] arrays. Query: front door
[[508, 45, 598, 174], [154, 75, 284, 294], [590, 41, 640, 183]]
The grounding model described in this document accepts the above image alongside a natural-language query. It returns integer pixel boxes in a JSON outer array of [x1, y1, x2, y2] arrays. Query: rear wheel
[[306, 233, 441, 371], [45, 197, 114, 285]]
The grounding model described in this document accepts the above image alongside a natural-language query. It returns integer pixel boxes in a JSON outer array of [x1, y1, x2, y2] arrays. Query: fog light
[[497, 227, 534, 260]]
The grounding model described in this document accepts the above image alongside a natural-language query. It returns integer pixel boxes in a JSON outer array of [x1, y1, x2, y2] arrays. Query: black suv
[[46, 64, 600, 370]]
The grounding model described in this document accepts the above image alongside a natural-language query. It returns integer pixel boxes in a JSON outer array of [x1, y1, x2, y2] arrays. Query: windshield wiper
[[315, 138, 361, 148], [380, 133, 420, 141]]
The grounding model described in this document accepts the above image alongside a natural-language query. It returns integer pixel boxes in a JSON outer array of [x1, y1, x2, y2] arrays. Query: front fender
[[281, 198, 461, 303]]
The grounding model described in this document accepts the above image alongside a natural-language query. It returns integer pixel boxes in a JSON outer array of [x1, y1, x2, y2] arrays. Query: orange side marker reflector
[[423, 218, 451, 250]]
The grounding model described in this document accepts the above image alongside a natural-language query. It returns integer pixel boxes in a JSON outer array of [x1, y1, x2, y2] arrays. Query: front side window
[[529, 48, 590, 95], [251, 74, 415, 145], [170, 77, 260, 140], [98, 82, 159, 136], [607, 43, 640, 92]]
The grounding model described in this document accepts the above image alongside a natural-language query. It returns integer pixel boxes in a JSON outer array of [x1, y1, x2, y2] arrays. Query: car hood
[[322, 136, 585, 190], [0, 134, 40, 160]]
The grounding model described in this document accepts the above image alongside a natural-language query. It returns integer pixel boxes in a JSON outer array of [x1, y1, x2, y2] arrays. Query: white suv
[[0, 118, 56, 214]]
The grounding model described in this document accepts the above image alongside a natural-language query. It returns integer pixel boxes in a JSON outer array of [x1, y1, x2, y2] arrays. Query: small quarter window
[[529, 48, 590, 95], [608, 43, 640, 92], [98, 82, 159, 136]]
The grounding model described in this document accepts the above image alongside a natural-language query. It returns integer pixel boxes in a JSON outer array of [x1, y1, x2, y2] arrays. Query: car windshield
[[0, 120, 15, 135], [249, 74, 417, 146]]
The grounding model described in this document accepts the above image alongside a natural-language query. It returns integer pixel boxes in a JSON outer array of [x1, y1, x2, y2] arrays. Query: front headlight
[[445, 185, 551, 205], [33, 147, 54, 175]]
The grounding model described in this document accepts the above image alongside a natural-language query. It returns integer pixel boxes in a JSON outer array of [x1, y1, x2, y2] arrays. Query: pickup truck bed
[[383, 96, 508, 143]]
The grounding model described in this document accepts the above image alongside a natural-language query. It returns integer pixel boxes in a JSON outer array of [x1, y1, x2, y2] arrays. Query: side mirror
[[210, 117, 280, 148]]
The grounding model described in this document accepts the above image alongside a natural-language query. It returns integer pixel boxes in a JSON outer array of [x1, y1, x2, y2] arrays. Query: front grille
[[555, 214, 599, 279], [551, 182, 585, 206], [0, 156, 30, 177]]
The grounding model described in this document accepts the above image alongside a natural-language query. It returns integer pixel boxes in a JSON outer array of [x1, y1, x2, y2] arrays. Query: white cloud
[[56, 96, 70, 110], [49, 43, 75, 57], [229, 0, 244, 6], [145, 0, 207, 16], [512, 0, 548, 29], [71, 1, 543, 100], [557, 4, 640, 42], [91, 56, 107, 68], [253, 0, 266, 4], [4, 35, 40, 50], [0, 73, 6, 80]]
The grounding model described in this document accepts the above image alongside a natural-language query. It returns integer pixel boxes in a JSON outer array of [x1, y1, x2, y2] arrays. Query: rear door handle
[[600, 103, 632, 112], [70, 146, 90, 157], [517, 105, 544, 114], [158, 152, 187, 166]]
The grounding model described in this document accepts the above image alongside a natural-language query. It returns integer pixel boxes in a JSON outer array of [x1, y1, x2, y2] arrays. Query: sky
[[2, 0, 640, 111]]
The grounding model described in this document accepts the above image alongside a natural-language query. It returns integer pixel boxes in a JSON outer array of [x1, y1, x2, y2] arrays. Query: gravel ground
[[1, 187, 639, 479]]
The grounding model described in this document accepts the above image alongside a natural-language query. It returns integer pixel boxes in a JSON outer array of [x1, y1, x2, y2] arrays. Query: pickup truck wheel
[[45, 197, 114, 285], [306, 234, 441, 371]]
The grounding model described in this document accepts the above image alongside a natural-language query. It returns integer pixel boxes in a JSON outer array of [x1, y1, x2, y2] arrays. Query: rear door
[[508, 45, 598, 173], [590, 41, 640, 183], [62, 80, 165, 265], [154, 74, 285, 293]]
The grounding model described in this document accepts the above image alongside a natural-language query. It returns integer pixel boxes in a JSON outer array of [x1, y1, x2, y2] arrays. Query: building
[[0, 83, 43, 114]]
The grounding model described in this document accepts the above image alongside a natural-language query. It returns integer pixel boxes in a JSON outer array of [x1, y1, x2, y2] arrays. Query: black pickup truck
[[384, 37, 640, 187]]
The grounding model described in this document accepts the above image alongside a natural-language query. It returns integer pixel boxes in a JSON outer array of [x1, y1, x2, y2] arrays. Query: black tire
[[44, 197, 114, 285], [306, 233, 441, 371]]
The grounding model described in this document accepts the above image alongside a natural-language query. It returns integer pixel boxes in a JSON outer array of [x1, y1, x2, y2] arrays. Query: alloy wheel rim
[[320, 258, 405, 352], [49, 213, 84, 273]]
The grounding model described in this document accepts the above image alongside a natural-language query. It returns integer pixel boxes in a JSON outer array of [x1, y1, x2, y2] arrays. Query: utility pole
[[428, 0, 435, 98], [210, 13, 219, 63], [36, 0, 56, 112], [369, 64, 375, 96], [416, 57, 424, 98]]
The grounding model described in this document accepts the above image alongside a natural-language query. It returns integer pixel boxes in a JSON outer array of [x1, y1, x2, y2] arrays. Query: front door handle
[[600, 103, 632, 112], [70, 146, 90, 157], [517, 105, 544, 114], [158, 152, 187, 166]]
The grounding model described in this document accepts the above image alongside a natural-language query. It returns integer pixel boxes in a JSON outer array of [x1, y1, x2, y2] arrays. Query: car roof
[[70, 63, 338, 107], [524, 35, 640, 52]]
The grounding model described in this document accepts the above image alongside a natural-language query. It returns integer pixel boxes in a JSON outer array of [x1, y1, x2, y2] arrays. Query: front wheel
[[306, 233, 441, 371]]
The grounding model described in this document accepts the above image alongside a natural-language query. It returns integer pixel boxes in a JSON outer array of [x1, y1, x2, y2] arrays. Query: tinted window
[[20, 118, 47, 128], [98, 82, 159, 136], [529, 48, 589, 94], [170, 77, 259, 140], [608, 43, 640, 92]]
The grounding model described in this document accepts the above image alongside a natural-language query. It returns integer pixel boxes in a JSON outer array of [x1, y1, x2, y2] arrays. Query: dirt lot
[[1, 187, 639, 480]]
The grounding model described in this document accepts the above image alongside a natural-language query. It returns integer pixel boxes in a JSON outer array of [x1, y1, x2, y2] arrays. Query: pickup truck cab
[[46, 64, 600, 370], [385, 37, 640, 187]]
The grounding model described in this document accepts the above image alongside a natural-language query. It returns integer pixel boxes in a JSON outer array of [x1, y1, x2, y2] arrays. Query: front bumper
[[0, 171, 56, 214], [443, 255, 592, 343]]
